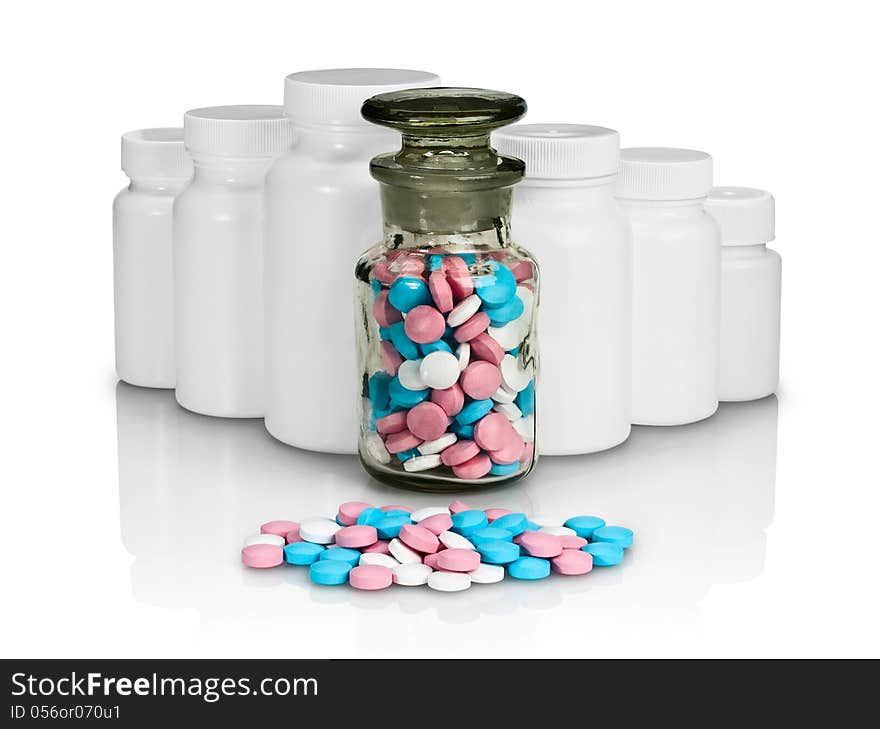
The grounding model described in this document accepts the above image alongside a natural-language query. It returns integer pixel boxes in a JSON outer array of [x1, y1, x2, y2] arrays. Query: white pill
[[299, 517, 341, 544], [467, 563, 505, 584], [419, 351, 461, 389], [516, 285, 534, 321], [398, 358, 427, 390], [389, 538, 423, 564], [456, 342, 470, 371], [488, 319, 527, 350], [403, 453, 442, 472], [540, 526, 577, 536], [512, 414, 535, 443], [428, 571, 472, 592], [500, 354, 532, 392], [492, 384, 517, 404], [493, 401, 522, 421], [410, 506, 451, 522], [530, 512, 567, 528], [438, 530, 475, 550], [392, 562, 433, 586], [359, 552, 400, 568], [418, 433, 457, 455], [447, 294, 481, 327], [243, 533, 285, 548], [364, 431, 391, 464]]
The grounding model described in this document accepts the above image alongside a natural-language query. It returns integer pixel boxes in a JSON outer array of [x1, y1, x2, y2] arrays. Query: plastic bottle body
[[173, 160, 271, 418], [510, 178, 631, 454], [622, 199, 720, 425], [720, 245, 781, 401], [113, 178, 187, 388], [264, 127, 399, 453]]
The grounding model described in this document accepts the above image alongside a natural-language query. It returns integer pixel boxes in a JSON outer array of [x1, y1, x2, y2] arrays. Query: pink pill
[[423, 550, 445, 569], [428, 270, 454, 313], [454, 312, 491, 343], [448, 500, 473, 514], [376, 410, 408, 435], [373, 262, 396, 285], [349, 565, 393, 590], [337, 501, 373, 525], [396, 253, 425, 278], [285, 527, 303, 544], [261, 520, 299, 538], [385, 429, 423, 454], [381, 504, 413, 513], [469, 332, 505, 366], [473, 411, 515, 451], [452, 453, 493, 480], [335, 525, 379, 549], [437, 548, 481, 572], [404, 305, 446, 344], [443, 256, 474, 301], [372, 290, 402, 328], [386, 250, 405, 261], [362, 539, 391, 555], [460, 360, 503, 400], [510, 260, 534, 282], [431, 383, 465, 417], [399, 524, 441, 554], [488, 434, 525, 465], [380, 340, 403, 376], [551, 549, 594, 575], [485, 508, 512, 523], [560, 535, 588, 550], [419, 513, 453, 535], [519, 531, 564, 558], [406, 401, 449, 441], [440, 439, 480, 467], [241, 544, 283, 569]]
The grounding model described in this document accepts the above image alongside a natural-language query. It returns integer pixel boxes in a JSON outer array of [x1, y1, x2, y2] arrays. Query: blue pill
[[335, 515, 345, 526], [459, 253, 476, 265], [508, 556, 551, 580], [376, 514, 411, 540], [319, 547, 361, 568], [283, 542, 325, 566], [477, 540, 521, 565], [382, 509, 412, 518], [582, 542, 624, 566], [450, 421, 474, 439], [388, 276, 431, 313], [389, 376, 430, 408], [428, 254, 445, 271], [516, 380, 534, 417], [309, 560, 352, 585], [489, 462, 520, 476], [469, 527, 514, 547], [491, 512, 528, 536], [523, 520, 541, 531], [473, 261, 517, 307], [507, 347, 520, 357], [396, 448, 420, 462], [379, 326, 391, 341], [591, 526, 634, 549], [484, 294, 524, 327], [356, 507, 385, 527], [455, 398, 494, 425], [451, 509, 488, 537], [420, 339, 452, 355], [371, 279, 382, 296], [368, 371, 392, 410], [389, 321, 419, 360], [564, 515, 606, 539]]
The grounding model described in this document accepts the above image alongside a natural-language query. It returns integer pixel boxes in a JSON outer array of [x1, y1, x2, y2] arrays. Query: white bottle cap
[[284, 68, 440, 128], [121, 128, 192, 179], [617, 147, 713, 201], [183, 105, 293, 158], [492, 124, 619, 180], [704, 187, 775, 246]]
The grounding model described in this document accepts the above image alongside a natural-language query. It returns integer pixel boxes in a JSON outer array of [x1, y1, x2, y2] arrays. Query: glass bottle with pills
[[354, 88, 539, 490]]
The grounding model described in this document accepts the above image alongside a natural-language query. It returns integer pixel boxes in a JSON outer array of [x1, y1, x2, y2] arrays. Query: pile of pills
[[241, 500, 633, 592], [363, 250, 537, 481]]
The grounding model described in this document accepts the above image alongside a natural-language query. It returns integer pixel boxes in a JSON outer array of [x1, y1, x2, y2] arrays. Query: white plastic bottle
[[113, 129, 192, 388], [617, 148, 720, 426], [264, 69, 439, 453], [492, 124, 632, 455], [704, 187, 780, 401], [174, 106, 292, 418]]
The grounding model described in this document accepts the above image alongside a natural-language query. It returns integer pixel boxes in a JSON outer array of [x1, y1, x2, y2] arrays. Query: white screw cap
[[183, 105, 292, 158], [704, 186, 775, 246], [617, 147, 713, 201], [492, 123, 620, 180], [121, 128, 192, 179]]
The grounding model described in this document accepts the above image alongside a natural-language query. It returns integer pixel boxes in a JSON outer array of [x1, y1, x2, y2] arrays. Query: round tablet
[[457, 342, 471, 370], [361, 539, 391, 555], [560, 535, 588, 550], [299, 517, 341, 545], [373, 290, 403, 328], [450, 510, 488, 537], [410, 506, 451, 522], [484, 508, 512, 522], [418, 432, 457, 455], [551, 549, 593, 575], [241, 543, 283, 568], [460, 361, 503, 400], [455, 398, 494, 425], [487, 320, 527, 351], [442, 256, 474, 301], [334, 525, 378, 549], [491, 385, 517, 404], [260, 520, 299, 538], [406, 401, 448, 441], [468, 563, 505, 584], [563, 515, 606, 539], [453, 312, 491, 343], [359, 552, 399, 568], [356, 507, 385, 527], [427, 571, 471, 592], [477, 540, 521, 565], [244, 533, 285, 548], [423, 551, 444, 569], [516, 380, 535, 417], [285, 527, 302, 544], [389, 377, 429, 408], [337, 501, 373, 526], [500, 354, 532, 392], [437, 548, 481, 572], [447, 294, 481, 328], [428, 270, 454, 313], [389, 321, 419, 360], [349, 565, 393, 590], [488, 436, 525, 465], [309, 560, 351, 585], [375, 514, 411, 540], [508, 556, 551, 580], [389, 537, 423, 564], [490, 512, 528, 536], [518, 531, 564, 558], [419, 512, 454, 535], [419, 350, 461, 390], [469, 332, 505, 366], [452, 453, 492, 479], [389, 276, 431, 313], [474, 261, 517, 307], [385, 429, 423, 454], [379, 340, 403, 376], [510, 260, 534, 282], [438, 530, 475, 551], [319, 547, 361, 568], [591, 525, 634, 548], [493, 402, 522, 421], [540, 526, 577, 537], [448, 500, 472, 514], [473, 411, 515, 451], [485, 293, 524, 327], [283, 542, 325, 566], [393, 562, 433, 586], [469, 527, 514, 547], [399, 524, 441, 554], [398, 358, 427, 391], [440, 439, 480, 467], [488, 462, 520, 476], [582, 542, 624, 566], [403, 453, 442, 472], [420, 339, 452, 356], [404, 305, 446, 344], [431, 383, 465, 417]]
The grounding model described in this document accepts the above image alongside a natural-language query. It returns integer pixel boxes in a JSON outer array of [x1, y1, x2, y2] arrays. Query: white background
[[2, 0, 878, 658]]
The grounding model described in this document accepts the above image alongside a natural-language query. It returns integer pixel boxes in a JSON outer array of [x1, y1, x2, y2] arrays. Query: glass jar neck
[[382, 218, 512, 251]]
